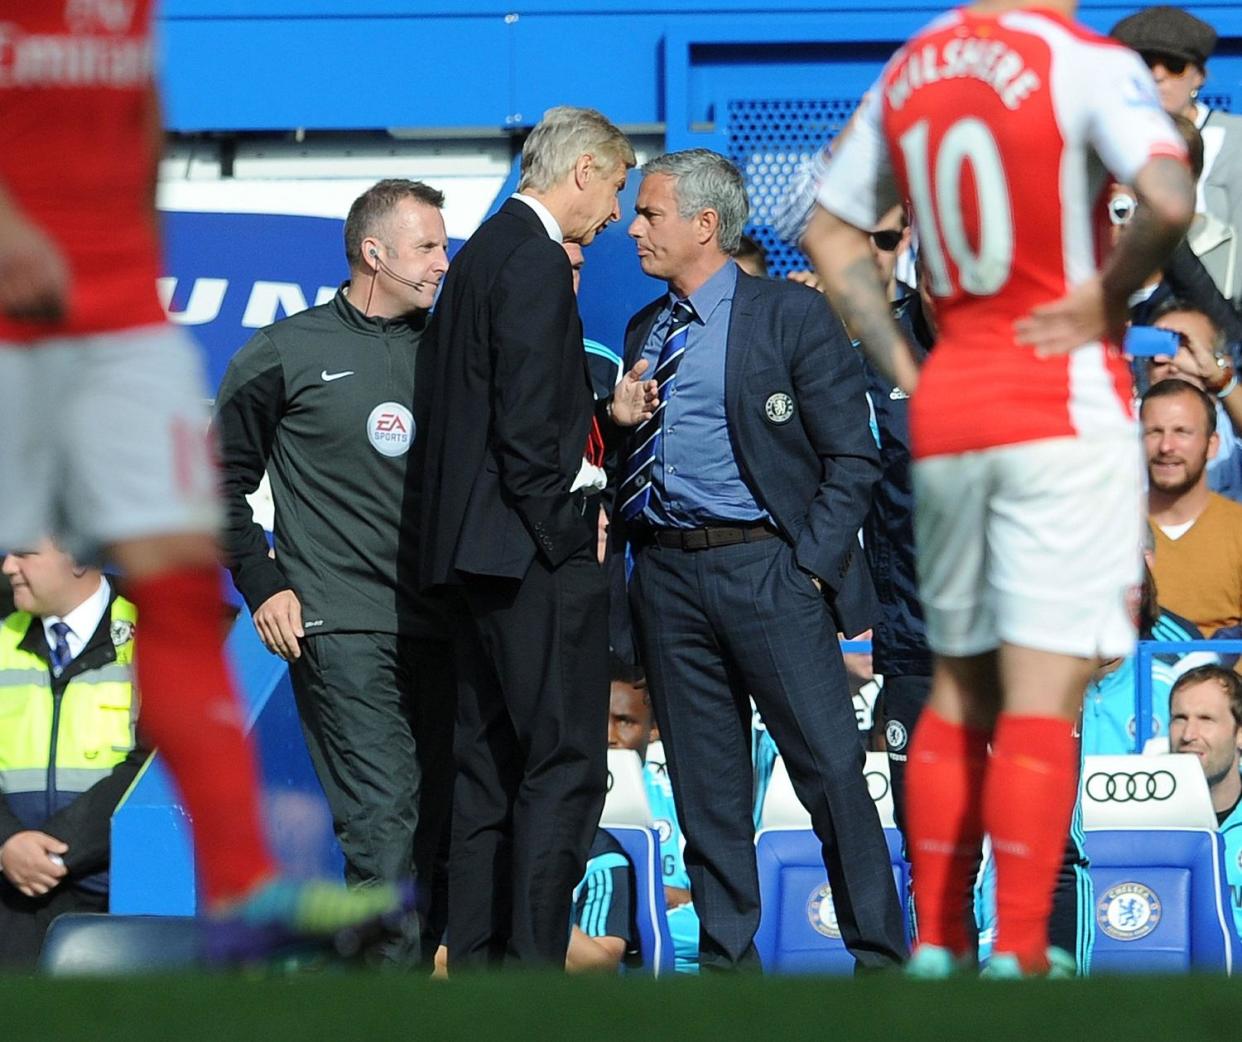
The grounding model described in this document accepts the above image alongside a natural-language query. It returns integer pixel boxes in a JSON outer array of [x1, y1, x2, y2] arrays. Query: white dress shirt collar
[[512, 193, 563, 242], [43, 576, 111, 665]]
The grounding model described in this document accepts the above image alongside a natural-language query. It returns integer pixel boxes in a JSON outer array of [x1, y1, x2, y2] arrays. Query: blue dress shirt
[[639, 260, 769, 528]]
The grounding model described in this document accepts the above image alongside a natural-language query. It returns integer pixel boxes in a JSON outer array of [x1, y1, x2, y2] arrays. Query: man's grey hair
[[343, 179, 444, 268], [641, 150, 750, 254], [517, 106, 635, 193]]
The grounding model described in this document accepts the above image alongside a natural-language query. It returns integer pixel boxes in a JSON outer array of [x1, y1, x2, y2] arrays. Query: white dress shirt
[[42, 577, 111, 666], [511, 193, 563, 242]]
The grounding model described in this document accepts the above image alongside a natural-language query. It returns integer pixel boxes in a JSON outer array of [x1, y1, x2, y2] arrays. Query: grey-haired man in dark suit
[[417, 106, 656, 969], [617, 148, 906, 972]]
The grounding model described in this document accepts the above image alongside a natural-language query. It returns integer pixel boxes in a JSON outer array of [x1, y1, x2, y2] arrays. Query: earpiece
[[369, 248, 379, 258]]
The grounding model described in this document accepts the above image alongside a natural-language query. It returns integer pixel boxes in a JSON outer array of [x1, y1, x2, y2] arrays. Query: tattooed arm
[[801, 206, 922, 394], [1015, 156, 1195, 356]]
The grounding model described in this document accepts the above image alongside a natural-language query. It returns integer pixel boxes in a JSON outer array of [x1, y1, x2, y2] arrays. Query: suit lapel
[[624, 300, 663, 373], [725, 271, 761, 427], [498, 196, 547, 235]]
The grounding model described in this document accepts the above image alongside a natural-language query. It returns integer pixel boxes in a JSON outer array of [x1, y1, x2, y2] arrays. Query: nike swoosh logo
[[321, 370, 355, 382]]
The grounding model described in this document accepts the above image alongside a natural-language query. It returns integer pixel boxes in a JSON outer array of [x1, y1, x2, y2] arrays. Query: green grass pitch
[[2, 972, 1241, 1042]]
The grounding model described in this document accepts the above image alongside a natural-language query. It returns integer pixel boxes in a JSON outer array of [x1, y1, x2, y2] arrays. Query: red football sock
[[128, 567, 276, 906], [904, 709, 990, 957], [984, 713, 1080, 974]]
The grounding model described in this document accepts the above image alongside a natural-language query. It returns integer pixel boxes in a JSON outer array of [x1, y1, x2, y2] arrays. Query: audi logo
[[1085, 770, 1177, 803], [865, 770, 890, 803]]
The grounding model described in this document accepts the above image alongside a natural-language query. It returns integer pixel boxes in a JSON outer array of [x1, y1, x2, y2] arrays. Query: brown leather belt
[[635, 523, 779, 551]]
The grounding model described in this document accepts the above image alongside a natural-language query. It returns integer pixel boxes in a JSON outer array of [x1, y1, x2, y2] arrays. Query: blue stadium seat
[[604, 825, 676, 977], [1085, 828, 1234, 974], [754, 826, 908, 974], [39, 914, 200, 975]]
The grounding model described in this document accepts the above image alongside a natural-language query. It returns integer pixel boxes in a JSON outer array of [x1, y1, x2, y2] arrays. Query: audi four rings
[[1085, 770, 1177, 802]]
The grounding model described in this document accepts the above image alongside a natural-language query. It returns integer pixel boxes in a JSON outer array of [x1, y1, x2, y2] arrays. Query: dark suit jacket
[[618, 268, 881, 637], [417, 198, 597, 586]]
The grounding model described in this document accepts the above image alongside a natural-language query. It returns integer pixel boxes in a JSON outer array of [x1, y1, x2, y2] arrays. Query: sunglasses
[[1108, 192, 1137, 226], [1141, 52, 1190, 76], [870, 229, 903, 252]]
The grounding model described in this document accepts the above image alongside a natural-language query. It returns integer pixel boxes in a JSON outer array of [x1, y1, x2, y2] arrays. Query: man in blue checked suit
[[616, 148, 906, 972]]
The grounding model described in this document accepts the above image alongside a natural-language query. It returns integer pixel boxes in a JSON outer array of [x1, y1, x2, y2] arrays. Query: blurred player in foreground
[[804, 0, 1194, 976], [0, 2, 410, 960]]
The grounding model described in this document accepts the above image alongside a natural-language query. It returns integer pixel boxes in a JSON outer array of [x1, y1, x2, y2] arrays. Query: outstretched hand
[[610, 358, 659, 427], [1013, 276, 1127, 357]]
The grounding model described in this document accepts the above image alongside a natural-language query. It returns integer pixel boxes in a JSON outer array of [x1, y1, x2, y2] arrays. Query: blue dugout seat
[[754, 826, 908, 974], [1085, 828, 1234, 974], [605, 824, 676, 977], [39, 914, 200, 975]]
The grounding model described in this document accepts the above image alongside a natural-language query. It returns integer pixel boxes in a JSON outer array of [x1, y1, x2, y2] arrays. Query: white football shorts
[[0, 324, 219, 561], [912, 433, 1143, 660]]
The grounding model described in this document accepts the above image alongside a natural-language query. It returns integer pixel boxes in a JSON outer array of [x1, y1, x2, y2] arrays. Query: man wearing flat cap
[[1112, 5, 1242, 304]]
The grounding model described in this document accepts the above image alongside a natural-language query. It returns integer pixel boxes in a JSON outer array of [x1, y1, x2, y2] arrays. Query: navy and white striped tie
[[618, 299, 694, 522], [49, 621, 72, 675]]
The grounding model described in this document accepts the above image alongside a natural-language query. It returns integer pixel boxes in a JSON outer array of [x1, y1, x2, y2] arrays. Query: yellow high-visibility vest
[[0, 599, 137, 801]]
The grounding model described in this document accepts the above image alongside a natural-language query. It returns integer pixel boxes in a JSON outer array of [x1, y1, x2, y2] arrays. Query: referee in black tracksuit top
[[214, 180, 457, 965]]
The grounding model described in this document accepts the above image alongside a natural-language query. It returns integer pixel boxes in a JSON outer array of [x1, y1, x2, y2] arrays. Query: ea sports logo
[[367, 402, 414, 458]]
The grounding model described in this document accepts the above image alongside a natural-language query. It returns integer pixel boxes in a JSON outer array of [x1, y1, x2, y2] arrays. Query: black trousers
[[450, 546, 610, 968], [0, 881, 106, 969], [289, 632, 456, 965], [881, 672, 1093, 969], [631, 537, 906, 972]]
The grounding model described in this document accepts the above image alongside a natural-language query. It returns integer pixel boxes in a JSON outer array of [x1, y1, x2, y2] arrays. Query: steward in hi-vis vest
[[0, 569, 148, 967]]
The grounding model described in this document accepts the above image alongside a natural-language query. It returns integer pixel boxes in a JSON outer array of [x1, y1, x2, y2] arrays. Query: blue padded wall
[[111, 613, 341, 914]]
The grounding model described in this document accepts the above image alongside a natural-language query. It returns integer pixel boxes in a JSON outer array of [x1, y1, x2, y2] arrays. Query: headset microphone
[[373, 253, 426, 290]]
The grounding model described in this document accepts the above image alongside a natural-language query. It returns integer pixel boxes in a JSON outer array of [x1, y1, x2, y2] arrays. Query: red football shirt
[[819, 7, 1186, 459], [0, 0, 165, 342]]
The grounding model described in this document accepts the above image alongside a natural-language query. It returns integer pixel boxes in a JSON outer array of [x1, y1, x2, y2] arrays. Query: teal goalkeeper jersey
[[1219, 796, 1242, 944]]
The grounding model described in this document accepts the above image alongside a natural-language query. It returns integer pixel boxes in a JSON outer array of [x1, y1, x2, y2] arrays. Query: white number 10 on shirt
[[899, 117, 1015, 298]]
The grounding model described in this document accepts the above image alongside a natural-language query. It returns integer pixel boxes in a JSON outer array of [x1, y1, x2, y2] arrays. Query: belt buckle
[[684, 529, 708, 551]]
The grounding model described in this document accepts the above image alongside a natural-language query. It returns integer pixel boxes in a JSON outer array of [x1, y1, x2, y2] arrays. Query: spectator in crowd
[[567, 830, 640, 973], [1119, 119, 1242, 343], [619, 148, 904, 972], [0, 540, 148, 966], [214, 179, 458, 965], [852, 204, 933, 823], [1169, 665, 1242, 936], [733, 234, 769, 278], [607, 656, 699, 972], [1144, 299, 1242, 502], [1141, 523, 1219, 681], [1144, 379, 1242, 641], [1112, 6, 1242, 305], [417, 106, 653, 969]]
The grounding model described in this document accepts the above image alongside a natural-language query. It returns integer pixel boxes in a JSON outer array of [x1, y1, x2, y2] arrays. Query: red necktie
[[585, 416, 605, 468]]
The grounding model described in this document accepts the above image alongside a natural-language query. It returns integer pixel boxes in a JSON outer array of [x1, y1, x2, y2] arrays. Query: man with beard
[[1144, 379, 1242, 638]]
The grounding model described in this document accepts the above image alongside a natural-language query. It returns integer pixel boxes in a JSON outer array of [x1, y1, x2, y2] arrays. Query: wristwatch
[[1208, 353, 1236, 398]]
